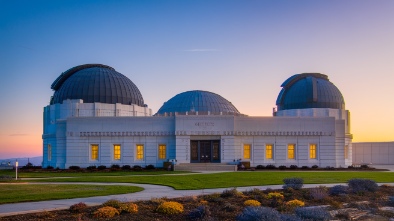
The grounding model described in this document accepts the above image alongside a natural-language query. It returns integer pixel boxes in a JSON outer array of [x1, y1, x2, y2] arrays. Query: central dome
[[156, 90, 241, 116], [50, 64, 145, 106]]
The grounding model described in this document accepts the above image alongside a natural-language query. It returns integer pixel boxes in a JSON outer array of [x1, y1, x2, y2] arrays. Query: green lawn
[[25, 171, 394, 190], [0, 184, 143, 204]]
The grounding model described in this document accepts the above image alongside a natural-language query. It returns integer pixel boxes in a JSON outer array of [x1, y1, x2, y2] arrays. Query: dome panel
[[50, 64, 144, 106], [276, 73, 345, 111], [156, 90, 241, 116]]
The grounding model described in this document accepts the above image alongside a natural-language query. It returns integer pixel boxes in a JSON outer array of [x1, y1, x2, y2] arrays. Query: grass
[[20, 171, 394, 190], [0, 184, 143, 204]]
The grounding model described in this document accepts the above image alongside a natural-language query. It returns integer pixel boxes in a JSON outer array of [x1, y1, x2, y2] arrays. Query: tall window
[[136, 144, 144, 160], [309, 144, 317, 159], [91, 144, 99, 160], [344, 145, 349, 159], [288, 144, 295, 159], [47, 144, 52, 161], [243, 144, 251, 159], [266, 144, 273, 159], [158, 144, 166, 159], [114, 144, 121, 160]]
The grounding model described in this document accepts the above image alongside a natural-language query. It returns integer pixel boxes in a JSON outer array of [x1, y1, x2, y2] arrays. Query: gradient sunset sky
[[1, 0, 393, 159]]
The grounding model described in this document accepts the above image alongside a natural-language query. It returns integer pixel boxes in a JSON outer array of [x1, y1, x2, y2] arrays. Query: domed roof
[[156, 90, 241, 116], [276, 73, 345, 111], [50, 64, 145, 106]]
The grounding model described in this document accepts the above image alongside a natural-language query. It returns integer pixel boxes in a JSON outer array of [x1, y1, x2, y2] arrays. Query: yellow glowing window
[[266, 144, 273, 159], [158, 144, 166, 159], [114, 144, 121, 160], [136, 144, 144, 160], [288, 144, 295, 159], [310, 144, 317, 159], [91, 144, 99, 160], [243, 144, 251, 159], [344, 145, 349, 159], [47, 144, 52, 161]]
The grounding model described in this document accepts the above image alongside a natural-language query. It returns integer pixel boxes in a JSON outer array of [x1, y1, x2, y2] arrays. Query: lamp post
[[15, 160, 18, 180]]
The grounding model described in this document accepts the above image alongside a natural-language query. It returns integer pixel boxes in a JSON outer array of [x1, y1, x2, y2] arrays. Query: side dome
[[156, 90, 241, 115], [276, 73, 345, 111], [50, 64, 145, 106]]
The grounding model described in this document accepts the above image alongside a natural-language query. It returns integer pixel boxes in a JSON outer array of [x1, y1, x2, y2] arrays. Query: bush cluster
[[329, 185, 348, 196], [289, 165, 298, 170], [221, 188, 243, 198], [283, 177, 304, 190], [93, 206, 120, 218], [310, 186, 328, 200], [121, 202, 138, 213], [244, 199, 261, 207], [279, 165, 287, 170], [156, 201, 184, 215], [236, 206, 281, 221], [348, 178, 379, 194], [86, 165, 96, 170], [285, 199, 305, 208], [255, 165, 265, 169], [122, 165, 131, 170], [68, 166, 80, 170], [145, 164, 155, 170], [69, 202, 87, 213], [111, 164, 120, 169], [267, 192, 284, 200], [97, 165, 107, 170], [188, 205, 210, 220], [295, 207, 331, 221]]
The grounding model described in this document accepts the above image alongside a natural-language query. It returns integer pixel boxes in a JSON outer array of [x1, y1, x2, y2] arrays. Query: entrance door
[[190, 140, 220, 163]]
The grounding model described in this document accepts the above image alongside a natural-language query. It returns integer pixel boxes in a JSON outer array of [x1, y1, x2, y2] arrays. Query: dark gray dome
[[156, 90, 241, 115], [50, 64, 144, 106], [276, 73, 345, 111]]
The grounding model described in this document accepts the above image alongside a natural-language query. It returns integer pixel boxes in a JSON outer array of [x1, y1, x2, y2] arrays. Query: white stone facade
[[352, 142, 394, 165]]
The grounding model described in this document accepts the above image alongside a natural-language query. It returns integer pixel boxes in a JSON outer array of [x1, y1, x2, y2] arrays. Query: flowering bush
[[69, 202, 87, 213], [121, 202, 138, 213], [236, 206, 281, 221], [267, 192, 284, 200], [92, 206, 119, 218], [286, 199, 305, 208], [102, 199, 123, 210], [200, 200, 208, 205], [156, 201, 184, 215], [244, 200, 261, 207]]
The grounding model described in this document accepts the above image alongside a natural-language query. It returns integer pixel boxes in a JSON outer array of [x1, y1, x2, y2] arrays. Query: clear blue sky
[[1, 0, 393, 158]]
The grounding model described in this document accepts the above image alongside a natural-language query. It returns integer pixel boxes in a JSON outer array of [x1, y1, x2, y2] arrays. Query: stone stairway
[[174, 163, 237, 172]]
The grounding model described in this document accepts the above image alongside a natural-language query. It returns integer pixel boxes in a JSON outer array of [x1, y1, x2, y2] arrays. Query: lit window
[[136, 144, 144, 160], [114, 144, 121, 160], [91, 144, 99, 160], [243, 144, 251, 159], [288, 144, 295, 159], [47, 144, 52, 161], [266, 144, 273, 159], [158, 144, 166, 159], [310, 144, 317, 159], [344, 145, 349, 159]]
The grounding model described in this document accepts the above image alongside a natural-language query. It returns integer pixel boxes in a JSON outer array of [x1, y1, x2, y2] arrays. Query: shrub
[[0, 175, 12, 180], [279, 165, 287, 170], [244, 200, 261, 207], [223, 202, 238, 212], [255, 165, 265, 169], [286, 199, 305, 208], [290, 165, 298, 170], [283, 177, 304, 190], [122, 165, 131, 170], [388, 196, 394, 206], [280, 214, 303, 221], [188, 205, 210, 220], [69, 202, 87, 213], [46, 166, 54, 170], [145, 164, 155, 170], [102, 199, 123, 210], [86, 165, 96, 170], [121, 202, 138, 213], [360, 164, 369, 169], [348, 165, 354, 169], [97, 165, 107, 170], [111, 164, 120, 169], [267, 192, 284, 200], [133, 165, 142, 171], [203, 193, 221, 202], [266, 164, 276, 169], [221, 188, 243, 198], [156, 201, 184, 215], [310, 186, 329, 200], [236, 206, 281, 221], [295, 207, 331, 221], [348, 178, 379, 194], [329, 185, 349, 196], [69, 166, 80, 170], [311, 165, 319, 169], [93, 206, 119, 218], [301, 166, 309, 170]]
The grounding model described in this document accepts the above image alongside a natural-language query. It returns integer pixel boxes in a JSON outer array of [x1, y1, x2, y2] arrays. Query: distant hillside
[[0, 156, 42, 167]]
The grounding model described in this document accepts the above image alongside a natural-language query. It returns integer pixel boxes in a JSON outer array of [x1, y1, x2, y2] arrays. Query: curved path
[[3, 182, 394, 217]]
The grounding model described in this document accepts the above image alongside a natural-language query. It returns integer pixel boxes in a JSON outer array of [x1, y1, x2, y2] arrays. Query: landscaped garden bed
[[2, 178, 394, 220]]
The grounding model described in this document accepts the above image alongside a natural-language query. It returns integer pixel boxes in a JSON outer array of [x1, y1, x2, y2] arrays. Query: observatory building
[[43, 64, 352, 169]]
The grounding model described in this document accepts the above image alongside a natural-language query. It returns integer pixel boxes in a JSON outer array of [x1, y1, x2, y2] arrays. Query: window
[[136, 144, 144, 160], [266, 144, 273, 159], [288, 144, 295, 159], [158, 144, 166, 159], [309, 144, 317, 159], [243, 144, 251, 159], [91, 144, 99, 160], [344, 145, 349, 159], [47, 144, 52, 161], [114, 144, 121, 160]]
